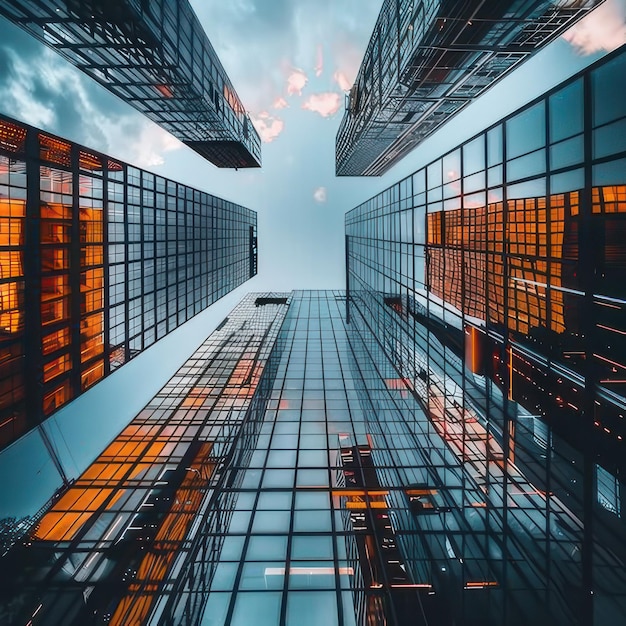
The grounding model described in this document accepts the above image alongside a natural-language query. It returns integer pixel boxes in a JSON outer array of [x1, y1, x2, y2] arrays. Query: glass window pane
[[463, 136, 485, 175], [506, 102, 546, 159], [592, 52, 626, 127], [550, 78, 583, 142]]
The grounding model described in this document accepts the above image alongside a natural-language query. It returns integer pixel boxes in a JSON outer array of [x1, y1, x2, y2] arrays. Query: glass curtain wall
[[345, 46, 626, 625], [0, 0, 262, 168], [335, 0, 601, 176], [0, 114, 257, 451], [0, 294, 289, 626]]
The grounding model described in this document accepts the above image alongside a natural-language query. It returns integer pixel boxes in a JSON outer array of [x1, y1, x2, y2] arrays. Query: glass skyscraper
[[0, 0, 262, 168], [335, 0, 601, 176], [1, 3, 625, 626], [0, 293, 290, 626], [345, 45, 626, 624], [0, 113, 257, 451]]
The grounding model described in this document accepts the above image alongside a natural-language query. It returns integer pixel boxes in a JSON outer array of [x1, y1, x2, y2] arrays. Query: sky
[[0, 0, 624, 291], [0, 0, 625, 516]]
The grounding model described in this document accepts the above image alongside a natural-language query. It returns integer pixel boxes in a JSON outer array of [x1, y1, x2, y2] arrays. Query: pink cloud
[[286, 68, 308, 96], [333, 70, 352, 92], [273, 97, 288, 110], [250, 112, 284, 143], [315, 45, 324, 77], [302, 92, 342, 118], [562, 0, 626, 55]]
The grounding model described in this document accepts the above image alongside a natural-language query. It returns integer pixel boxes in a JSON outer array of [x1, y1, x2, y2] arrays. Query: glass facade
[[1, 5, 624, 626], [0, 0, 261, 168], [335, 0, 600, 176], [346, 46, 626, 624], [5, 288, 626, 625], [0, 293, 289, 626], [0, 114, 257, 450]]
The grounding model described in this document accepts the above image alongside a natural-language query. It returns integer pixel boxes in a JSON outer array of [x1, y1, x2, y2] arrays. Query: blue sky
[[0, 0, 625, 516]]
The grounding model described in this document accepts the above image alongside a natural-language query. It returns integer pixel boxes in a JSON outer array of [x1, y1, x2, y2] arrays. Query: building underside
[[336, 0, 604, 176], [0, 0, 261, 169]]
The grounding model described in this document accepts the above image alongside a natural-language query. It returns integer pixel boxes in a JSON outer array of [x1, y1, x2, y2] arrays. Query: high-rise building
[[2, 290, 626, 626], [0, 113, 257, 450], [0, 0, 261, 169], [335, 0, 603, 176], [1, 4, 625, 626], [345, 44, 626, 624], [0, 293, 290, 626]]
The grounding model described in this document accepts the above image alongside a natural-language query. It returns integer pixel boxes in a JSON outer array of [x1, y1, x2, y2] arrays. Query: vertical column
[[102, 160, 110, 376], [580, 62, 595, 626], [123, 166, 130, 364], [69, 144, 82, 398], [345, 234, 351, 324], [23, 127, 42, 428], [500, 120, 511, 626], [249, 224, 257, 279]]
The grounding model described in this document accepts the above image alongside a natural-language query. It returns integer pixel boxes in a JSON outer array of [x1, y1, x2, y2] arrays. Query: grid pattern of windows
[[335, 0, 598, 176], [0, 114, 257, 450], [347, 46, 626, 458], [0, 0, 261, 168], [0, 293, 288, 626], [0, 130, 26, 445], [8, 291, 626, 626], [346, 48, 626, 625]]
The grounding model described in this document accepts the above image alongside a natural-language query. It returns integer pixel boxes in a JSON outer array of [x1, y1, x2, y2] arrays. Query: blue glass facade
[[5, 283, 626, 624], [346, 46, 626, 624]]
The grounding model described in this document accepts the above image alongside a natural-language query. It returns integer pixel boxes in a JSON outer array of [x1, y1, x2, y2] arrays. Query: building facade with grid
[[335, 0, 602, 176], [0, 0, 261, 169], [4, 289, 626, 626], [0, 293, 290, 626], [345, 45, 626, 624], [0, 113, 257, 451]]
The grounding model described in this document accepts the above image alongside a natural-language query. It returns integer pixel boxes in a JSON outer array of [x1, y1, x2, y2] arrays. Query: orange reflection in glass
[[0, 120, 26, 153], [0, 199, 25, 334], [109, 443, 215, 626], [39, 134, 71, 168]]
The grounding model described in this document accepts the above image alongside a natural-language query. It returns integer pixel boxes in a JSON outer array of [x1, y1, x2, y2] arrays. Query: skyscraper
[[0, 0, 261, 168], [335, 0, 603, 176], [1, 3, 625, 626], [345, 44, 626, 624], [0, 293, 289, 626], [3, 290, 626, 625], [0, 113, 257, 450]]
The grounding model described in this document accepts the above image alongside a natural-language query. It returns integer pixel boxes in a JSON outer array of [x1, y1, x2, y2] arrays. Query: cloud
[[0, 19, 184, 168], [315, 44, 324, 77], [331, 36, 366, 92], [302, 92, 342, 117], [333, 70, 352, 92], [122, 125, 183, 168], [313, 186, 327, 203], [286, 68, 308, 96], [561, 0, 626, 55], [251, 111, 284, 143], [273, 96, 288, 109], [188, 0, 381, 116]]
